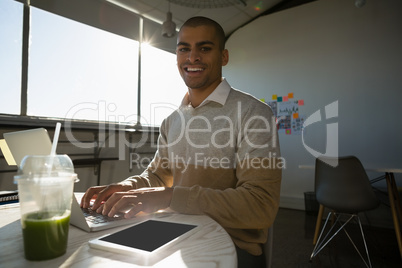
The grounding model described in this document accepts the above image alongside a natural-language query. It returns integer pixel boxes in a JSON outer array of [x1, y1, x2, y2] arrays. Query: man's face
[[176, 25, 228, 92]]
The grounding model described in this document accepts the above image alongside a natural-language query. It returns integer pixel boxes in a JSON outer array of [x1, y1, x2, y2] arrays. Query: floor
[[271, 208, 401, 268]]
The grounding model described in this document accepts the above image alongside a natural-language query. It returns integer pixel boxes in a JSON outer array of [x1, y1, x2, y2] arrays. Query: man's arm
[[81, 119, 174, 210]]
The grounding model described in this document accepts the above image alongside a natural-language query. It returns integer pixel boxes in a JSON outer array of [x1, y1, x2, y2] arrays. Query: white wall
[[224, 0, 402, 214]]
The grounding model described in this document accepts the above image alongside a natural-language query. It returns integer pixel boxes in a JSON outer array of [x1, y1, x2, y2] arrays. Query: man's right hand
[[80, 182, 134, 210]]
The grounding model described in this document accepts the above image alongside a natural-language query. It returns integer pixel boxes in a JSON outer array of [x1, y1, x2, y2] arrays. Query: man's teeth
[[187, 67, 203, 72]]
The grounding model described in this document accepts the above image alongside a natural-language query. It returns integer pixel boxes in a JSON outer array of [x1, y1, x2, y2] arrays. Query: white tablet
[[88, 219, 200, 259]]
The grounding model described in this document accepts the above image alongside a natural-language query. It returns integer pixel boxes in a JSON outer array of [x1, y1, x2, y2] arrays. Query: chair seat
[[321, 198, 380, 214]]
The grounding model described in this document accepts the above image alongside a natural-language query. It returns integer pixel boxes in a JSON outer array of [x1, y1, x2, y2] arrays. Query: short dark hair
[[180, 16, 226, 50]]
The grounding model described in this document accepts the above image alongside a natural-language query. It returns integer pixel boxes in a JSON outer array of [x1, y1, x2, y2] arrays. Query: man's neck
[[187, 89, 210, 107], [187, 79, 222, 108]]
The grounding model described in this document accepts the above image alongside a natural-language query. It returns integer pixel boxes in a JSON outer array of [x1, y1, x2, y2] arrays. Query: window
[[0, 0, 185, 127], [0, 0, 23, 115], [141, 44, 187, 126], [28, 7, 139, 124]]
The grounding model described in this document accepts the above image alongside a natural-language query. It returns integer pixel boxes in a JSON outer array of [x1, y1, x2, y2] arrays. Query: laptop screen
[[3, 128, 52, 167]]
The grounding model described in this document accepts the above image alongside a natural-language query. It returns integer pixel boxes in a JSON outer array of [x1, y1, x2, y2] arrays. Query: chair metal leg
[[311, 212, 353, 259], [342, 216, 372, 268], [310, 212, 373, 268]]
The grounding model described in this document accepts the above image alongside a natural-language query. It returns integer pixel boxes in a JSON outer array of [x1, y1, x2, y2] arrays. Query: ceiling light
[[162, 1, 176, 38]]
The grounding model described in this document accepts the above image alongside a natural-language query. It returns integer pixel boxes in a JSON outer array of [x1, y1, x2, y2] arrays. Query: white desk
[[299, 164, 402, 258], [0, 204, 237, 267]]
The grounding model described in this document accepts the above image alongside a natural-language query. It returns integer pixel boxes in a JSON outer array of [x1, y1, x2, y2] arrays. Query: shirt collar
[[180, 78, 231, 108]]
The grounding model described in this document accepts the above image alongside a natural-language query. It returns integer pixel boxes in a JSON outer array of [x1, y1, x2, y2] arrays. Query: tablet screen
[[99, 220, 198, 252]]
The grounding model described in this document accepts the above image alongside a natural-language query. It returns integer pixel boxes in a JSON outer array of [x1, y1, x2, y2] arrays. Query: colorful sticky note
[[277, 96, 283, 102], [286, 129, 291, 135], [260, 98, 265, 102], [298, 99, 304, 106], [283, 96, 289, 102], [288, 93, 294, 99], [272, 95, 277, 100], [293, 113, 299, 119]]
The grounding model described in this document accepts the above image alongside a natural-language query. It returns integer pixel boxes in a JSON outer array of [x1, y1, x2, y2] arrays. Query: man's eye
[[178, 47, 190, 53], [201, 47, 211, 52]]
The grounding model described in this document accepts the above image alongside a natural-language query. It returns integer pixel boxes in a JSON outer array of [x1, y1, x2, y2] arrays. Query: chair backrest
[[315, 156, 380, 213]]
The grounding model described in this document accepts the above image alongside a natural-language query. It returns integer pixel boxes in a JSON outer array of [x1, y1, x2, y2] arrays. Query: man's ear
[[222, 49, 229, 66]]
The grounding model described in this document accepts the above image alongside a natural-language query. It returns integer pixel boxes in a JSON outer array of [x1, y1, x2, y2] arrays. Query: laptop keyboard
[[82, 207, 124, 224]]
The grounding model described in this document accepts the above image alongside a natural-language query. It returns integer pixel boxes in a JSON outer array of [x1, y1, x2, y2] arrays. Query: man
[[81, 16, 282, 267]]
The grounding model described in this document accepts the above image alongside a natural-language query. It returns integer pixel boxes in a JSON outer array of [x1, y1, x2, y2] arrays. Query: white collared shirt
[[180, 78, 231, 109]]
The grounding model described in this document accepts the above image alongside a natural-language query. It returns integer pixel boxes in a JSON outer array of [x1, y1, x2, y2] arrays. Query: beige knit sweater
[[125, 79, 282, 256]]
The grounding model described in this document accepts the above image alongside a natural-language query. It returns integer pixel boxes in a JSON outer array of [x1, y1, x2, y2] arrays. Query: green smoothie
[[22, 211, 71, 261]]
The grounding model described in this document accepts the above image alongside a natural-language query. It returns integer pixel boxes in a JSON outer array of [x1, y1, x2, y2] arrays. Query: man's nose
[[188, 50, 200, 63]]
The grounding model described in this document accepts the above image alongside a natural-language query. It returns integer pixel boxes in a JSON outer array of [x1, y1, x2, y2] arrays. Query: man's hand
[[100, 187, 174, 218], [80, 181, 135, 210]]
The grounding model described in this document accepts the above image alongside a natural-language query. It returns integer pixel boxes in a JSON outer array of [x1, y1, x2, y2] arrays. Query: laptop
[[3, 128, 52, 166], [71, 193, 152, 232], [2, 128, 153, 232]]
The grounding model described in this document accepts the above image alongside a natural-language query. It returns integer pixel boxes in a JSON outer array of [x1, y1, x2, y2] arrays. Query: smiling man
[[81, 16, 282, 268], [176, 18, 228, 107]]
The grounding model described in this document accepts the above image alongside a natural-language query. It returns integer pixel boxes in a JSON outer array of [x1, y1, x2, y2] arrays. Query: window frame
[[2, 0, 179, 130]]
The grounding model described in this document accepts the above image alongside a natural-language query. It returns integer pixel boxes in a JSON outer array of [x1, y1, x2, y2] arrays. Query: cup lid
[[14, 154, 79, 182]]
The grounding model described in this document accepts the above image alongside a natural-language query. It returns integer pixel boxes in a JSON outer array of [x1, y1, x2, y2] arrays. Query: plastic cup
[[14, 155, 78, 261]]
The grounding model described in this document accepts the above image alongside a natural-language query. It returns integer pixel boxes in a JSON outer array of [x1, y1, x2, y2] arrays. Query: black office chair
[[263, 225, 273, 268], [310, 156, 380, 268]]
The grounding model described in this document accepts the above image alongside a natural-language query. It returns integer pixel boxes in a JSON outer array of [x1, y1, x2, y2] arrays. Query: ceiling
[[106, 0, 317, 37]]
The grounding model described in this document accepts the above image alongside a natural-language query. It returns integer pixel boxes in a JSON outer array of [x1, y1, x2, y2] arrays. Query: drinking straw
[[46, 122, 61, 176], [51, 122, 61, 156], [40, 122, 61, 218]]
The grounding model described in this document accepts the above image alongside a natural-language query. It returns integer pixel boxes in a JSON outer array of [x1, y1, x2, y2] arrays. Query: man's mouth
[[185, 67, 204, 72]]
